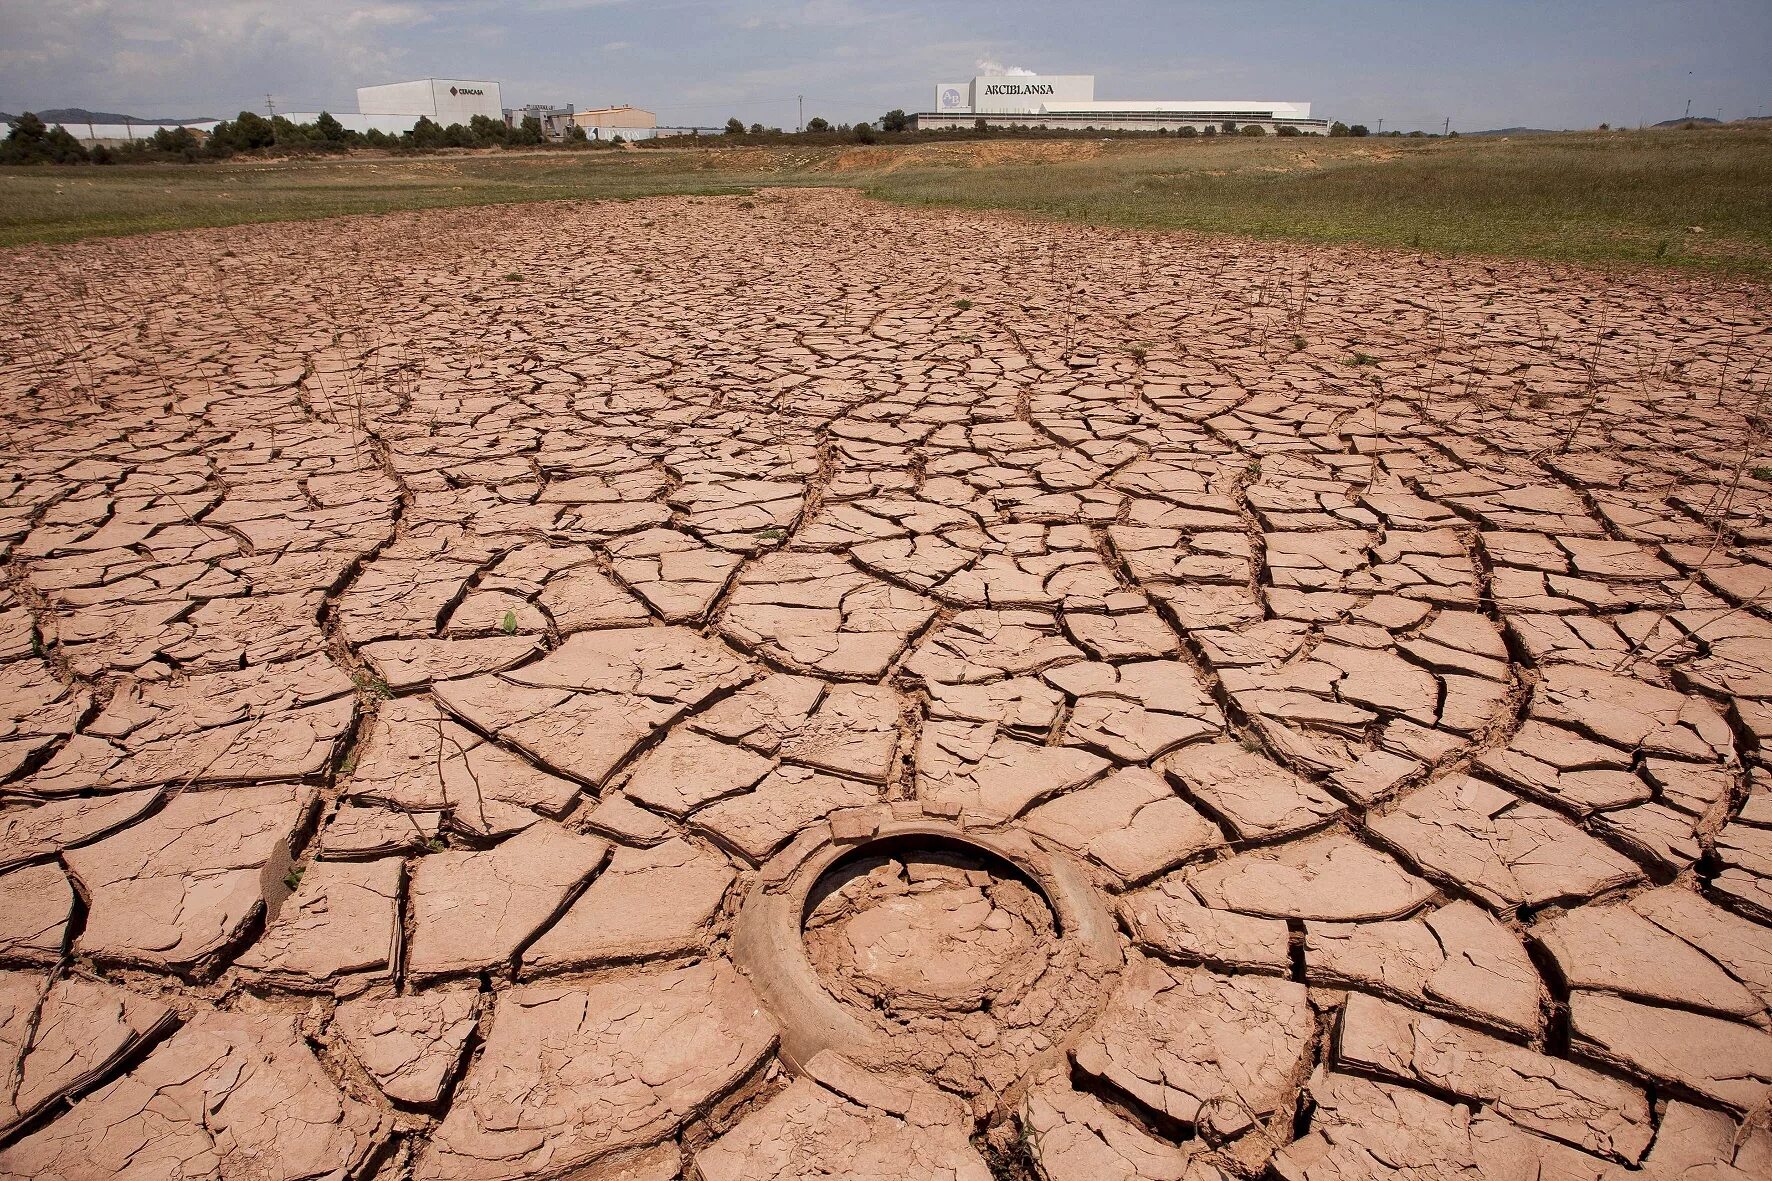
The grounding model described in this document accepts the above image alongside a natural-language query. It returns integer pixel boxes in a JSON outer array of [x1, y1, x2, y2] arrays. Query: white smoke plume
[[975, 58, 1037, 77]]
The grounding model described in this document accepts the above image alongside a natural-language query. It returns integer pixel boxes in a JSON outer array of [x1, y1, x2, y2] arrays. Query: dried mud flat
[[0, 188, 1769, 1180]]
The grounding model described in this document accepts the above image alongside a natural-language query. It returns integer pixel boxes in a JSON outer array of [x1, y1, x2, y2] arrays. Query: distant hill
[[1467, 126, 1559, 136], [1652, 115, 1721, 128], [3, 108, 217, 126]]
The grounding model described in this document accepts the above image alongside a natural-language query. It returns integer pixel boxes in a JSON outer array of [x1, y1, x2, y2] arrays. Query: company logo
[[449, 86, 485, 97], [983, 83, 1054, 96], [941, 87, 963, 109]]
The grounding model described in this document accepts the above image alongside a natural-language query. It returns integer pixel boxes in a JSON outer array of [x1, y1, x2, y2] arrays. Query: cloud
[[975, 58, 1036, 77]]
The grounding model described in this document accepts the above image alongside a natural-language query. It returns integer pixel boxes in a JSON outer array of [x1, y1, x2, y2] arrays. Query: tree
[[144, 125, 200, 159], [314, 111, 349, 145], [566, 124, 588, 143], [853, 121, 877, 143], [408, 116, 446, 149], [1221, 121, 1237, 134], [443, 122, 476, 148], [0, 113, 90, 164], [1349, 123, 1370, 137], [1276, 124, 1301, 136], [512, 115, 544, 145], [469, 115, 509, 147], [217, 110, 276, 152], [879, 108, 909, 132], [805, 116, 829, 132], [1328, 121, 1350, 137], [1178, 124, 1198, 138], [749, 122, 763, 134], [1241, 124, 1266, 136], [724, 117, 745, 135], [974, 117, 988, 132], [1202, 124, 1217, 137]]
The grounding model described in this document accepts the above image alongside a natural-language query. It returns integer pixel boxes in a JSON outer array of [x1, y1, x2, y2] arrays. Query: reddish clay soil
[[0, 189, 1770, 1179]]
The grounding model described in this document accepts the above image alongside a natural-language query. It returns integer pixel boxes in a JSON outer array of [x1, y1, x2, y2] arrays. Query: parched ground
[[0, 188, 1769, 1180]]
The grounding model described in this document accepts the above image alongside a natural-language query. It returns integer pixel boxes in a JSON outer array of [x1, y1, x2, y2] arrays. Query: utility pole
[[266, 94, 276, 118], [1443, 116, 1450, 136], [1376, 117, 1383, 134], [797, 95, 803, 132], [1683, 98, 1692, 119]]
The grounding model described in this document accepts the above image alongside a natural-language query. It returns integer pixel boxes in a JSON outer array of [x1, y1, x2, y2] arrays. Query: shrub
[[725, 117, 745, 135], [1178, 124, 1198, 137], [879, 109, 910, 132], [1202, 124, 1218, 137], [806, 116, 829, 132], [1242, 124, 1267, 136], [1276, 124, 1301, 136], [89, 143, 114, 164], [1329, 121, 1350, 137], [1349, 123, 1370, 137], [854, 121, 877, 144], [566, 124, 588, 143], [1221, 121, 1237, 134], [612, 134, 627, 145]]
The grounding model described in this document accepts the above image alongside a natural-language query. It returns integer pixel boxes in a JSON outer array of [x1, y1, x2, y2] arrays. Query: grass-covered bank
[[3, 128, 1768, 277]]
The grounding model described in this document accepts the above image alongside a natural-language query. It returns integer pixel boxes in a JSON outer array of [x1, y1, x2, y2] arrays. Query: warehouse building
[[571, 105, 660, 141], [918, 73, 1327, 134], [356, 79, 503, 124]]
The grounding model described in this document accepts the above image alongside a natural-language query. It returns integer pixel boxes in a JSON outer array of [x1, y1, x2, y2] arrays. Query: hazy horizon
[[1, 0, 1768, 133]]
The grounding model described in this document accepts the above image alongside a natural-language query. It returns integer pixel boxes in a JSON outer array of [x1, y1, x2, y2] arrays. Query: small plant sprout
[[1752, 466, 1772, 481], [501, 610, 519, 635], [953, 299, 973, 311], [283, 866, 305, 891], [353, 670, 392, 700], [503, 272, 523, 282], [1129, 344, 1148, 363], [1350, 352, 1377, 366]]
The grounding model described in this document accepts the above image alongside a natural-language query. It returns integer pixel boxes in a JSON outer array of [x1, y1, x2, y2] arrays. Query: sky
[[1, 0, 1768, 131]]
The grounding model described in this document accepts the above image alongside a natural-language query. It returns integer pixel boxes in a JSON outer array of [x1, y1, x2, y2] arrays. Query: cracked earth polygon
[[0, 189, 1770, 1180]]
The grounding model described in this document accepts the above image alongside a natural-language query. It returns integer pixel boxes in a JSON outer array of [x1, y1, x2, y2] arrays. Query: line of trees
[[0, 108, 608, 165]]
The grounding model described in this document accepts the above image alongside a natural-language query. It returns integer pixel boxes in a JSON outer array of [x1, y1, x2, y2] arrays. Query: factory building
[[355, 79, 504, 124], [571, 105, 660, 141], [918, 73, 1327, 134]]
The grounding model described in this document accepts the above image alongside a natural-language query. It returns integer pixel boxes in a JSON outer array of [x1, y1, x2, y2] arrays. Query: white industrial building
[[919, 73, 1327, 134], [356, 79, 504, 124]]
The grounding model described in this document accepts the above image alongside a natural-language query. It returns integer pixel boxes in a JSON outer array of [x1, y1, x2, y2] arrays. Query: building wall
[[58, 113, 426, 142], [914, 111, 1329, 134], [427, 80, 502, 123], [574, 106, 658, 130], [355, 79, 502, 122], [969, 75, 1096, 114]]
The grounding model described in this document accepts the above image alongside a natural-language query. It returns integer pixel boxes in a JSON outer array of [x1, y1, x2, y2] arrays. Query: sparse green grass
[[3, 129, 1770, 277]]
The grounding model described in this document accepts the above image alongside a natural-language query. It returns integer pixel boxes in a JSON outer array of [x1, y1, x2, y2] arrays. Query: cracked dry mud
[[0, 187, 1769, 1180]]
